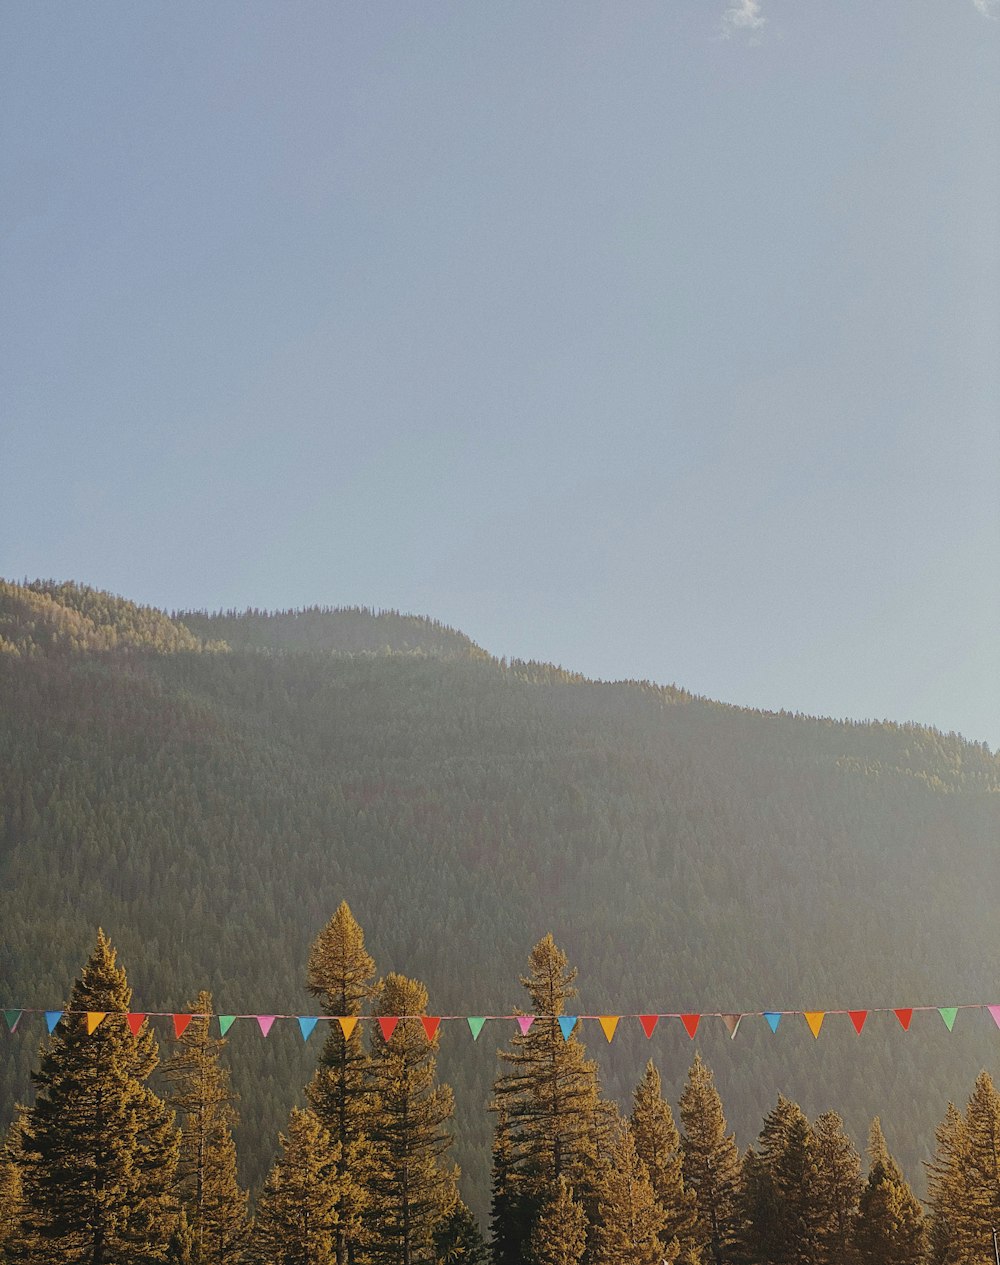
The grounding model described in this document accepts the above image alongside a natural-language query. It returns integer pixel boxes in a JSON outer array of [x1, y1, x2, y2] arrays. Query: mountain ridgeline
[[1, 578, 999, 1221]]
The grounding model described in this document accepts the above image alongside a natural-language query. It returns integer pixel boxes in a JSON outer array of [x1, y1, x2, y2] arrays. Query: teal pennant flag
[[558, 1016, 578, 1040]]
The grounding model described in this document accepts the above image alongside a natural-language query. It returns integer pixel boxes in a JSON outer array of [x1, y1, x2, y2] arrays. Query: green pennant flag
[[3, 1010, 21, 1034], [938, 1007, 958, 1032], [218, 1015, 236, 1037], [467, 1017, 487, 1040]]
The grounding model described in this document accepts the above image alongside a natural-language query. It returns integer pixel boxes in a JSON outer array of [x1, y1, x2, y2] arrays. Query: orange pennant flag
[[173, 1014, 193, 1039], [639, 1015, 659, 1038], [378, 1017, 399, 1042], [86, 1012, 107, 1035], [598, 1016, 620, 1043], [680, 1014, 701, 1039], [894, 1009, 913, 1031], [421, 1016, 441, 1041], [126, 1013, 146, 1036], [848, 1010, 868, 1034], [338, 1016, 359, 1040], [803, 1011, 825, 1038]]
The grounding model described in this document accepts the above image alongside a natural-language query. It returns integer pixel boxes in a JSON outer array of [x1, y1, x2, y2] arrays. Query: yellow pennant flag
[[803, 1011, 825, 1039], [86, 1012, 107, 1035], [598, 1016, 620, 1043], [338, 1016, 359, 1040]]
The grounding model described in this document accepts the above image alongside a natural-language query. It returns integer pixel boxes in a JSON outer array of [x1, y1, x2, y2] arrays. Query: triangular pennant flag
[[720, 1013, 742, 1039], [558, 1016, 578, 1041], [298, 1016, 319, 1041], [86, 1012, 107, 1035], [680, 1014, 701, 1039], [639, 1015, 659, 1039], [804, 1011, 825, 1038], [517, 1016, 534, 1035], [44, 1011, 62, 1033], [338, 1016, 359, 1041], [3, 1010, 22, 1034], [763, 1011, 782, 1033], [894, 1009, 913, 1031], [467, 1017, 487, 1040], [421, 1016, 441, 1041], [849, 1010, 868, 1034], [938, 1007, 958, 1032], [218, 1015, 236, 1036], [598, 1016, 620, 1043], [127, 1013, 147, 1036], [379, 1016, 399, 1042], [988, 1005, 1000, 1030], [173, 1014, 193, 1039], [256, 1016, 276, 1037]]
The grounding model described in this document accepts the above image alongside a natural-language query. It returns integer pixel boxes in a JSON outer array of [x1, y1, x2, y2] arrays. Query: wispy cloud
[[721, 0, 766, 41], [972, 0, 999, 16]]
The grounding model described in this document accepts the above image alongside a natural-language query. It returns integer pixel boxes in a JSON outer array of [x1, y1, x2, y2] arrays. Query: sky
[[2, 1, 998, 747]]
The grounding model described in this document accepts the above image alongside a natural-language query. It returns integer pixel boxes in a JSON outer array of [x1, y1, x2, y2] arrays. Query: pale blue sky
[[3, 2, 998, 746]]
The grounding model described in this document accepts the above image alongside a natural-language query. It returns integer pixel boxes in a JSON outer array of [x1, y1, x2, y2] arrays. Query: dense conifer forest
[[2, 577, 1000, 1259]]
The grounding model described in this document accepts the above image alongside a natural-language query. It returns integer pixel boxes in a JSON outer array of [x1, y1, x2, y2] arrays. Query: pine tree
[[738, 1096, 822, 1265], [490, 935, 602, 1265], [924, 1102, 965, 1265], [590, 1123, 667, 1265], [431, 1198, 489, 1264], [251, 1107, 340, 1265], [529, 1177, 588, 1265], [852, 1120, 925, 1265], [630, 1059, 701, 1265], [947, 1072, 1000, 1263], [0, 1111, 26, 1263], [161, 990, 249, 1263], [305, 902, 376, 1265], [17, 929, 180, 1264], [812, 1110, 861, 1265], [679, 1053, 741, 1265], [365, 973, 457, 1265]]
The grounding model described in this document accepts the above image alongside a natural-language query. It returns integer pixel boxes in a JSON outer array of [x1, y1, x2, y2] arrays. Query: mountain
[[1, 577, 998, 1220]]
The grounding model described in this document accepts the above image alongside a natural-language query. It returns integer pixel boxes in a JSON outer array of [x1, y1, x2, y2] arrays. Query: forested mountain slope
[[1, 578, 998, 1215]]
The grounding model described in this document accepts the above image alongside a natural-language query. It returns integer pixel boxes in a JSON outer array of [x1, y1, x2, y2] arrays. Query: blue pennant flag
[[558, 1016, 578, 1041], [764, 1012, 782, 1034], [298, 1016, 319, 1041], [44, 1011, 63, 1034]]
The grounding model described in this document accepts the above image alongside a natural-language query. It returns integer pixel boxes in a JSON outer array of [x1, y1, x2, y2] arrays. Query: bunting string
[[3, 1004, 1000, 1042]]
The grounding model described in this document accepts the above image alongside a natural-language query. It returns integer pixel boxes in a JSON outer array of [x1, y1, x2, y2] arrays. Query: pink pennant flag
[[173, 1014, 193, 1039], [516, 1016, 534, 1035], [988, 1005, 1000, 1030], [379, 1017, 399, 1042], [256, 1016, 276, 1037], [639, 1015, 659, 1038], [421, 1016, 441, 1041]]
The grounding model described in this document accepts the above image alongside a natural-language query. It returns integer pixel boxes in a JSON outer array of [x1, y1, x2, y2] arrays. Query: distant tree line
[[2, 909, 1000, 1264]]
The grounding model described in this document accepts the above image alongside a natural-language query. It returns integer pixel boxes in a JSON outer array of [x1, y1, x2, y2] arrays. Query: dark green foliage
[[852, 1121, 925, 1265], [680, 1054, 742, 1265], [16, 930, 180, 1263], [250, 1107, 341, 1265], [630, 1059, 701, 1264]]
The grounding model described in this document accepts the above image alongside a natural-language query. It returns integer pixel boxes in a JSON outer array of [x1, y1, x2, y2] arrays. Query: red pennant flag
[[126, 1013, 146, 1036], [848, 1010, 868, 1034], [639, 1015, 659, 1039], [378, 1017, 399, 1042], [680, 1014, 701, 1039], [894, 1009, 913, 1031], [421, 1016, 441, 1041], [173, 1014, 193, 1039]]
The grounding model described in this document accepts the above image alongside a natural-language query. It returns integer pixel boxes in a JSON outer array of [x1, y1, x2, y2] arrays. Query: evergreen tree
[[949, 1071, 1000, 1263], [251, 1107, 341, 1265], [852, 1120, 925, 1265], [590, 1123, 667, 1265], [0, 1112, 26, 1264], [365, 973, 457, 1265], [630, 1059, 701, 1265], [161, 990, 249, 1263], [679, 1053, 741, 1265], [430, 1198, 489, 1265], [738, 1096, 822, 1265], [811, 1110, 861, 1265], [924, 1102, 965, 1265], [305, 902, 377, 1265], [17, 929, 180, 1264], [490, 935, 601, 1265], [529, 1177, 587, 1265]]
